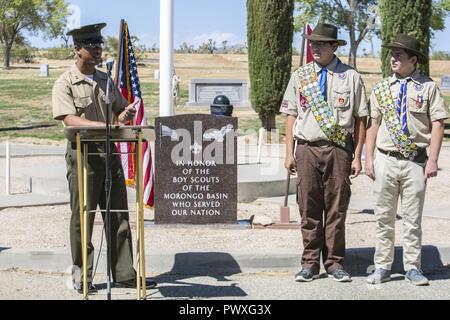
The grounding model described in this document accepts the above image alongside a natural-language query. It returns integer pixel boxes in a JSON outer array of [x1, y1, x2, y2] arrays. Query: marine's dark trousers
[[66, 142, 135, 283], [295, 143, 352, 273]]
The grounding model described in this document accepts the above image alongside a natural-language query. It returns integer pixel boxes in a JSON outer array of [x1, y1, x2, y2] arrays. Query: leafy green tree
[[222, 40, 228, 53], [295, 0, 449, 70], [294, 0, 380, 69], [177, 42, 195, 53], [198, 38, 217, 54], [431, 50, 450, 60], [445, 0, 450, 9], [104, 36, 118, 58], [381, 0, 433, 76], [0, 0, 68, 68], [247, 0, 294, 130]]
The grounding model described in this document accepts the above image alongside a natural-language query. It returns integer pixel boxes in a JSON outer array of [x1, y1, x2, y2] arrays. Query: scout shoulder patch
[[373, 79, 419, 160]]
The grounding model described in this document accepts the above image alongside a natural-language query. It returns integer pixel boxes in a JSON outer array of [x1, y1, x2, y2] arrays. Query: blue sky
[[28, 0, 450, 54]]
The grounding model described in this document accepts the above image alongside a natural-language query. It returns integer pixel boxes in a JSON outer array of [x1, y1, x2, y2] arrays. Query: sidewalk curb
[[0, 194, 69, 210], [1, 246, 449, 275]]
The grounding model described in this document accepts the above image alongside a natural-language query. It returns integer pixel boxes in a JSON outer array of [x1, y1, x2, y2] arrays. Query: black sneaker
[[328, 269, 352, 282], [73, 282, 98, 295], [114, 278, 157, 289], [295, 268, 319, 282]]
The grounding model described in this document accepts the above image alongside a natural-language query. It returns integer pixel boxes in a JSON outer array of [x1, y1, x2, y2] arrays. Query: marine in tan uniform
[[52, 23, 156, 294], [280, 23, 368, 282], [365, 34, 449, 286]]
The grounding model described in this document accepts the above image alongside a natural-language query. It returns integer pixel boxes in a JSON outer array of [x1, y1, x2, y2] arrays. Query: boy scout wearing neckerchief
[[365, 34, 449, 286], [280, 23, 369, 283]]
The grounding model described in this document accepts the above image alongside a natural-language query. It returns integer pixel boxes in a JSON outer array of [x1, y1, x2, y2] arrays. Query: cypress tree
[[381, 0, 432, 77], [247, 0, 294, 130]]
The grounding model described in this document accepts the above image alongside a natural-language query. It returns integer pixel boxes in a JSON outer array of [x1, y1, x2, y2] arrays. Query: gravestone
[[188, 79, 249, 107], [39, 64, 49, 77], [155, 114, 238, 224], [441, 75, 450, 92]]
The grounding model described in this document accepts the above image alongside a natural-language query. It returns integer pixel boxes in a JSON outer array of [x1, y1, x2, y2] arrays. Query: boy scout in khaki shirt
[[280, 23, 368, 282], [52, 23, 156, 294], [365, 34, 449, 286]]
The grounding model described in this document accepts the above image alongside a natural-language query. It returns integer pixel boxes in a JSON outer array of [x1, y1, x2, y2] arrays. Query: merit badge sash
[[373, 79, 419, 160], [297, 63, 348, 147]]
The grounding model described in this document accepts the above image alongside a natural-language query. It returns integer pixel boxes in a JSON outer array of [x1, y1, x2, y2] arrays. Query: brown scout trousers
[[66, 142, 135, 283], [295, 143, 352, 273]]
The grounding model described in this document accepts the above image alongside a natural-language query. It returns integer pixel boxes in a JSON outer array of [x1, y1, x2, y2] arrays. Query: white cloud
[[184, 32, 245, 47], [66, 5, 81, 31]]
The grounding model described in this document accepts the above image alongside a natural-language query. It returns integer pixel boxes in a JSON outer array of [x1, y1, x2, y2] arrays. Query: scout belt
[[297, 63, 348, 148], [378, 148, 427, 163], [373, 79, 419, 160]]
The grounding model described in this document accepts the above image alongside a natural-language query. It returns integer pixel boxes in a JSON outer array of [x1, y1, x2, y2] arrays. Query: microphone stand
[[105, 63, 113, 300]]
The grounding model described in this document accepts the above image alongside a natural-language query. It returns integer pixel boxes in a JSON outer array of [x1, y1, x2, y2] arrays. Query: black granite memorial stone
[[155, 114, 238, 224]]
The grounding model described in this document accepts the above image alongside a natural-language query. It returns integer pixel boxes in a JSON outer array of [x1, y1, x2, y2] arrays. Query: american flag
[[116, 21, 154, 207]]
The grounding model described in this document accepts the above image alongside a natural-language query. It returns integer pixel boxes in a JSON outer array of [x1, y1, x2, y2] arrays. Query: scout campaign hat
[[382, 33, 428, 64], [67, 23, 106, 42], [304, 23, 347, 46]]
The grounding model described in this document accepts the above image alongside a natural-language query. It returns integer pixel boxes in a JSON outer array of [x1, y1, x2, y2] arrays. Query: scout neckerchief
[[297, 62, 348, 147], [373, 78, 419, 160], [397, 78, 409, 134]]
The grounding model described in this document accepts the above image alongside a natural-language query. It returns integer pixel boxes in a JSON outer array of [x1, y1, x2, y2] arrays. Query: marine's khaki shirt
[[369, 71, 449, 151], [280, 57, 369, 142], [52, 65, 128, 122]]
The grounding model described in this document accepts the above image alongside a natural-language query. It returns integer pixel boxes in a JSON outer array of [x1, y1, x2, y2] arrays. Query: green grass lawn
[[444, 95, 450, 105], [0, 75, 64, 140]]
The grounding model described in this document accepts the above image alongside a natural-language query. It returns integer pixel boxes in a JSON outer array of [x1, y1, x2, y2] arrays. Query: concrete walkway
[[2, 267, 450, 300]]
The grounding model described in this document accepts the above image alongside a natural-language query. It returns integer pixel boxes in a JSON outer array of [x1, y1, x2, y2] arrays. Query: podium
[[64, 125, 155, 300]]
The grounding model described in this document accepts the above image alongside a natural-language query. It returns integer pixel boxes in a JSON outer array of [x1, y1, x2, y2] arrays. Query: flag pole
[[114, 19, 125, 86], [112, 19, 125, 126], [299, 24, 307, 68]]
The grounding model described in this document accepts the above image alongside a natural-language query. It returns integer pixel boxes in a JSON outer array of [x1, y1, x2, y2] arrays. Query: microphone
[[106, 58, 115, 73], [105, 58, 115, 104]]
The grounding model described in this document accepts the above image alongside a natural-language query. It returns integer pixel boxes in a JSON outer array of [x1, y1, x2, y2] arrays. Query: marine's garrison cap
[[66, 23, 107, 41]]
